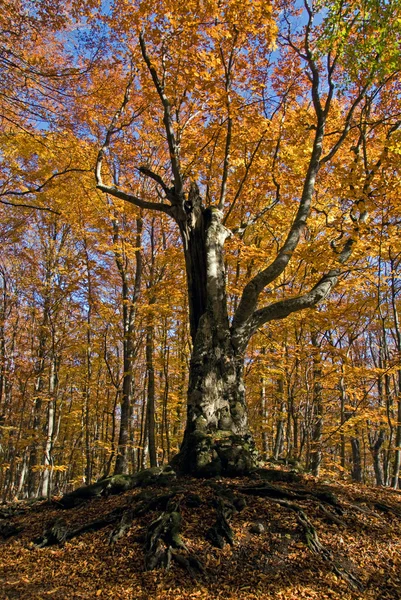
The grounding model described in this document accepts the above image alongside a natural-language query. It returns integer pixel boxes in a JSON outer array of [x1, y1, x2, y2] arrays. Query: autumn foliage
[[0, 0, 400, 494]]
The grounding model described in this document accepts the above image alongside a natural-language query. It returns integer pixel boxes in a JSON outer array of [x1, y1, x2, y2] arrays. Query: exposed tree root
[[34, 508, 125, 547], [144, 499, 186, 569], [318, 503, 346, 527], [205, 485, 247, 549], [373, 502, 401, 518], [35, 490, 182, 548], [30, 473, 376, 591], [58, 466, 176, 509], [143, 498, 205, 577], [109, 509, 134, 545], [206, 497, 235, 548], [0, 520, 23, 539], [237, 482, 303, 501], [245, 492, 363, 593], [294, 504, 363, 592], [237, 483, 343, 514], [252, 467, 303, 484]]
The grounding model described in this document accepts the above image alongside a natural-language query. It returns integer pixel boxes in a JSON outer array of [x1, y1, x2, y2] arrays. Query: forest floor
[[1, 470, 401, 600]]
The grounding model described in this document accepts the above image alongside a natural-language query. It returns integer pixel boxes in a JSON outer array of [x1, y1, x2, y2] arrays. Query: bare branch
[[231, 4, 330, 340], [95, 62, 135, 189], [0, 167, 90, 199], [95, 62, 171, 215], [0, 199, 60, 214], [218, 115, 232, 210], [223, 131, 267, 227], [231, 197, 278, 237], [96, 183, 172, 215], [138, 166, 170, 196], [232, 106, 326, 339], [139, 32, 183, 199], [320, 62, 381, 165], [218, 30, 238, 211]]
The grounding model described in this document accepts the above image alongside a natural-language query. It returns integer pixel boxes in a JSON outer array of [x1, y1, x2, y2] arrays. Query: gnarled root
[[144, 498, 204, 577]]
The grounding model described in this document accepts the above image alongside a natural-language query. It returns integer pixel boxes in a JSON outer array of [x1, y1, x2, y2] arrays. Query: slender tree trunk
[[161, 329, 171, 464], [390, 255, 401, 488], [146, 322, 157, 467], [82, 238, 93, 484], [42, 352, 58, 498], [310, 332, 323, 476], [339, 373, 346, 472], [145, 219, 157, 468], [369, 429, 385, 486], [27, 312, 48, 497], [273, 379, 285, 461], [350, 434, 363, 483], [368, 340, 386, 487], [114, 215, 143, 475], [0, 272, 8, 415], [260, 375, 269, 460]]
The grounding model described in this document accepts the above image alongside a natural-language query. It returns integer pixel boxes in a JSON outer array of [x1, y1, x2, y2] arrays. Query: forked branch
[[95, 62, 172, 216], [250, 238, 354, 334], [139, 32, 184, 200]]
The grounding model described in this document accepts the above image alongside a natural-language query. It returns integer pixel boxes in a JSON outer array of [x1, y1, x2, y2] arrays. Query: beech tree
[[93, 0, 401, 476]]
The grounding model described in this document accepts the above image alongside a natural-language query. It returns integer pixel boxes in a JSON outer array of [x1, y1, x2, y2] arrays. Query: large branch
[[249, 239, 354, 336], [238, 115, 401, 350], [97, 183, 172, 215], [231, 116, 325, 340], [0, 167, 91, 214], [95, 64, 134, 189], [218, 32, 238, 211], [95, 64, 172, 216], [231, 6, 328, 340], [0, 198, 60, 213], [139, 32, 184, 200]]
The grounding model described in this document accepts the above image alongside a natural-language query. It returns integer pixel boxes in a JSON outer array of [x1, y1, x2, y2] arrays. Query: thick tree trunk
[[172, 194, 258, 475], [173, 321, 258, 476]]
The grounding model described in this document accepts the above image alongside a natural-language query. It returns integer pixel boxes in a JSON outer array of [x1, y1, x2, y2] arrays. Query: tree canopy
[[0, 0, 400, 493]]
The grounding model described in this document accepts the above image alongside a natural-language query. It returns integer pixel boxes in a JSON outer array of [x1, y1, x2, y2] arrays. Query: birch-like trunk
[[42, 354, 58, 498]]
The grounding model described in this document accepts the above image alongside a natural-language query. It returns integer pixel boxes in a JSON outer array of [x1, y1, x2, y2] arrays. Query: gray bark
[[171, 204, 258, 475], [273, 378, 285, 461], [350, 436, 363, 483], [114, 215, 143, 475], [390, 255, 401, 489], [146, 321, 157, 468], [42, 353, 58, 498], [369, 429, 385, 487], [310, 332, 323, 477]]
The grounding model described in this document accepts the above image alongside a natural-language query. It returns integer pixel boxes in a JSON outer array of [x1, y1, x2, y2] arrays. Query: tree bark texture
[[172, 198, 258, 476]]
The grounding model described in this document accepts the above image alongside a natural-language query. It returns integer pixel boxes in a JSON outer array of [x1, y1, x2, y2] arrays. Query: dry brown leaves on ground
[[1, 474, 401, 600]]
